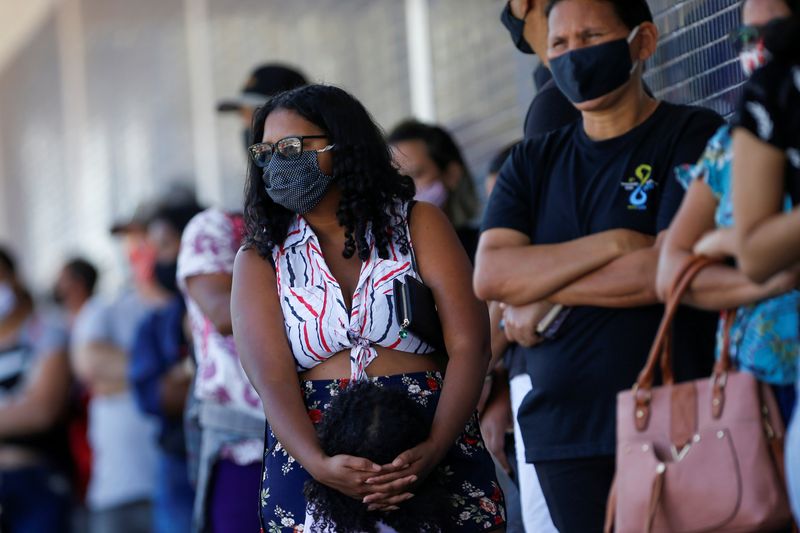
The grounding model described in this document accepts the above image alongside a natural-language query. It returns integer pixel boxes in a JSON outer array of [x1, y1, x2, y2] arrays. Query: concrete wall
[[0, 0, 742, 292]]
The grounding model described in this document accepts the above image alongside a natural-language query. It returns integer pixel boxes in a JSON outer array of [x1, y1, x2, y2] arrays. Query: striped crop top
[[272, 202, 437, 381]]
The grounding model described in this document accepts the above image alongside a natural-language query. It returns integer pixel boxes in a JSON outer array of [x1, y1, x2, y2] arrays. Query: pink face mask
[[414, 179, 448, 208], [739, 39, 769, 77]]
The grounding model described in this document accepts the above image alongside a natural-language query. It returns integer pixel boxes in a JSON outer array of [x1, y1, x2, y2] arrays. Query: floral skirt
[[259, 371, 506, 532]]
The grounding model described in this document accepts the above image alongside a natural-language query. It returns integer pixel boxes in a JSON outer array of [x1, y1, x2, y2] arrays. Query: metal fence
[[0, 0, 744, 291]]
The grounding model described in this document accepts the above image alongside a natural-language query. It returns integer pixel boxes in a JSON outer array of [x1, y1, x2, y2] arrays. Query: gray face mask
[[263, 151, 335, 214]]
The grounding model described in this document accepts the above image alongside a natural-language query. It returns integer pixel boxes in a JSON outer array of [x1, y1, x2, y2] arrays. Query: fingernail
[[367, 505, 377, 512]]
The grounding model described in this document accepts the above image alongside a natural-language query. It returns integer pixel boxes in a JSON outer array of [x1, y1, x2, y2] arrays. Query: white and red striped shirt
[[272, 203, 436, 381]]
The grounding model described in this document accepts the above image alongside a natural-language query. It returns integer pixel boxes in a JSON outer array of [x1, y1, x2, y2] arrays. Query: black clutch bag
[[393, 274, 446, 353]]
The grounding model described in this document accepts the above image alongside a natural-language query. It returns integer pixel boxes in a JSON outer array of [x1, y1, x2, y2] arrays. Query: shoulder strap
[[405, 200, 420, 274]]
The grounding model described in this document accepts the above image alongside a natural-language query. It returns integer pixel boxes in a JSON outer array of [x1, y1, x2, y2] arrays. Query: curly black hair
[[243, 85, 416, 262], [303, 382, 449, 533]]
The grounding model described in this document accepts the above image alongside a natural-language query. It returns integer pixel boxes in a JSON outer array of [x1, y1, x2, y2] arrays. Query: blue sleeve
[[129, 312, 166, 417], [657, 108, 725, 232], [674, 125, 731, 198], [481, 141, 538, 237]]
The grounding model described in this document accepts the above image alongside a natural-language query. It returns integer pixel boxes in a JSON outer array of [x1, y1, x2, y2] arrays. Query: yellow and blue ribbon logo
[[620, 164, 656, 210]]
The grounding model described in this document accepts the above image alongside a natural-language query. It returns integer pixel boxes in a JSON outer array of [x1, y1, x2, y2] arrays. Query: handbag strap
[[405, 200, 420, 275], [636, 256, 718, 389], [633, 256, 729, 430]]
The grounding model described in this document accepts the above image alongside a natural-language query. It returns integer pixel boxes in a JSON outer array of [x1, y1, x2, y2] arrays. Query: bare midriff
[[299, 347, 443, 381]]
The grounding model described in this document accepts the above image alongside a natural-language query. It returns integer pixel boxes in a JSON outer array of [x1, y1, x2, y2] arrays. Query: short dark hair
[[147, 202, 204, 235], [387, 120, 467, 173], [64, 258, 99, 295], [0, 246, 16, 276], [546, 0, 654, 30]]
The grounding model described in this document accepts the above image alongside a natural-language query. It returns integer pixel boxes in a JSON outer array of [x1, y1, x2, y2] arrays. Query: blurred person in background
[[729, 10, 800, 521], [478, 141, 527, 533], [54, 258, 99, 327], [71, 205, 165, 533], [130, 202, 203, 533], [180, 63, 306, 533], [657, 0, 799, 425], [475, 0, 723, 529], [500, 0, 580, 139], [53, 258, 99, 510], [388, 120, 481, 260], [0, 246, 73, 532]]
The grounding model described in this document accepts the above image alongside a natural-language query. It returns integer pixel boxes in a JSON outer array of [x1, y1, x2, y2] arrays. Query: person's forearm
[[159, 371, 191, 417], [684, 266, 774, 310], [549, 247, 660, 308], [0, 399, 62, 438], [738, 208, 800, 283], [475, 231, 625, 305], [254, 379, 326, 476], [428, 337, 491, 458], [73, 342, 129, 390], [488, 302, 509, 369]]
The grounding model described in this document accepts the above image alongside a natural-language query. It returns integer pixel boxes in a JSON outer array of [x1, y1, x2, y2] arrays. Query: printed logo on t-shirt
[[620, 164, 657, 210]]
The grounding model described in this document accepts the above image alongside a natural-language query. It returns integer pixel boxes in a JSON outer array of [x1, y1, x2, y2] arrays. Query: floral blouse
[[676, 125, 799, 385]]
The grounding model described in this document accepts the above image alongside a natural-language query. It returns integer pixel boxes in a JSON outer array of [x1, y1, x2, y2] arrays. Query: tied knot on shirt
[[348, 329, 377, 381]]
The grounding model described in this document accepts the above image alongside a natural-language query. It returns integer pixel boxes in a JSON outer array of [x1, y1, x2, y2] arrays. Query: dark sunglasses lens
[[729, 26, 760, 52], [249, 144, 273, 167], [277, 137, 303, 159]]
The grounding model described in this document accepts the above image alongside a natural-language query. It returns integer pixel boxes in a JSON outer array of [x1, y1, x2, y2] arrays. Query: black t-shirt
[[733, 59, 800, 204], [504, 67, 581, 381], [483, 102, 723, 461], [524, 67, 581, 140]]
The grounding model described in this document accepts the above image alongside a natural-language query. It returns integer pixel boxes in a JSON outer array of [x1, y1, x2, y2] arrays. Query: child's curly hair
[[303, 382, 449, 532]]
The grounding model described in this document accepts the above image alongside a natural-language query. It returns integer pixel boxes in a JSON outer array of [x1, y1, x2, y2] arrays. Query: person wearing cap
[[488, 2, 582, 531], [218, 63, 308, 150], [71, 203, 168, 533], [500, 0, 580, 140], [475, 1, 722, 530], [178, 63, 306, 533]]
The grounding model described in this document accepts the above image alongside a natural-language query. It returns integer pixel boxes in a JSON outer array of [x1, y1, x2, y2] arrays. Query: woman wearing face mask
[[474, 0, 724, 530], [232, 85, 505, 532], [388, 120, 482, 261], [728, 7, 800, 521], [0, 247, 73, 532], [657, 0, 799, 426]]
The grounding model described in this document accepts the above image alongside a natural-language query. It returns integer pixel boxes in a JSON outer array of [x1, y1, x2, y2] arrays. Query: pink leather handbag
[[605, 257, 793, 533]]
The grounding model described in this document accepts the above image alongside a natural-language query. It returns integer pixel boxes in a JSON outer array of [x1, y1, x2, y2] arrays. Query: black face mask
[[154, 261, 179, 294], [549, 26, 641, 104], [500, 2, 534, 55]]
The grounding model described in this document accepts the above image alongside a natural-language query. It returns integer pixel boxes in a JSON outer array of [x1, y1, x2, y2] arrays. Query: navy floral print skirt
[[259, 371, 506, 532]]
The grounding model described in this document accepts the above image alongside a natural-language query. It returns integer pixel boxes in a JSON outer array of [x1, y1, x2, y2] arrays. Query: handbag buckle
[[632, 383, 652, 430]]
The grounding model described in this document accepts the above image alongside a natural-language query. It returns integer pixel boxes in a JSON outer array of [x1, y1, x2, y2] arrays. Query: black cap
[[217, 64, 307, 112]]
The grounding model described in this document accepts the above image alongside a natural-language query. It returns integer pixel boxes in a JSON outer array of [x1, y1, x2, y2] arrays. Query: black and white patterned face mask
[[263, 151, 335, 214]]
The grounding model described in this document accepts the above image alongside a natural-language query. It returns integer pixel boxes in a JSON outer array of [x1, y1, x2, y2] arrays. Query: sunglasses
[[728, 24, 765, 53], [248, 135, 334, 168]]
